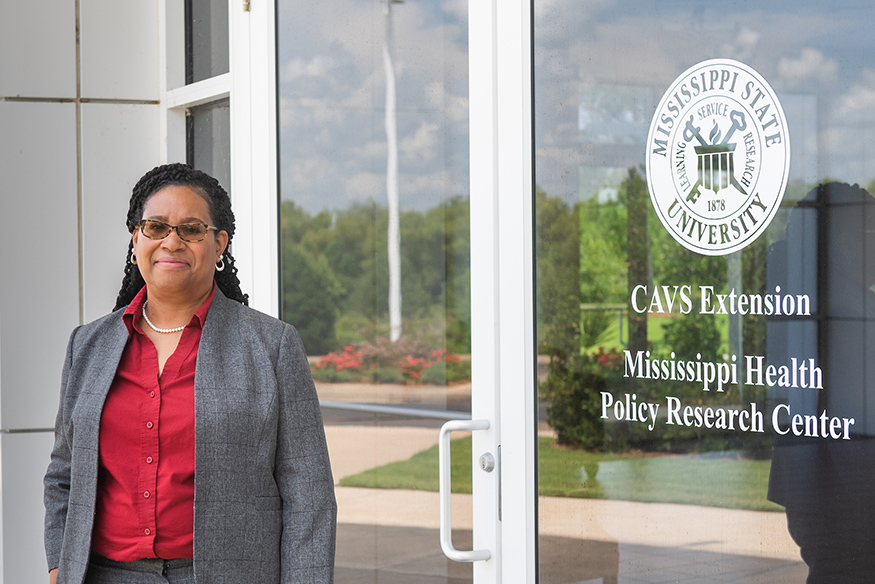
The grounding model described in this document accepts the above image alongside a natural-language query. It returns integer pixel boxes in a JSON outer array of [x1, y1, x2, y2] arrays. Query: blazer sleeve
[[275, 325, 337, 582], [43, 327, 78, 572]]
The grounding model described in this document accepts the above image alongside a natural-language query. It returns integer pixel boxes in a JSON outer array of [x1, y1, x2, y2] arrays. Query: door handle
[[439, 418, 492, 562]]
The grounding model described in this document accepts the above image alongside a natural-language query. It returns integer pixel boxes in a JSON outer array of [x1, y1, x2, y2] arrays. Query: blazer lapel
[[76, 314, 130, 454], [194, 289, 243, 398]]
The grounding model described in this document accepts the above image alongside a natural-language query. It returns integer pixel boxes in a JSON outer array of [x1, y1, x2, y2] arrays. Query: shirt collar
[[123, 282, 217, 335]]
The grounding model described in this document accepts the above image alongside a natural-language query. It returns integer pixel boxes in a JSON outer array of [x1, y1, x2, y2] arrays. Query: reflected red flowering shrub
[[311, 340, 470, 385], [314, 346, 364, 371], [592, 346, 624, 378]]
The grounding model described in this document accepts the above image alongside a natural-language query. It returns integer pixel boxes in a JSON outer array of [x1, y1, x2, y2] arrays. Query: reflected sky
[[277, 0, 468, 213], [536, 0, 875, 204], [276, 0, 875, 212]]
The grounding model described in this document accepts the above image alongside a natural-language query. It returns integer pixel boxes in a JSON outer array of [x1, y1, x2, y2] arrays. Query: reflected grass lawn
[[586, 312, 730, 353], [339, 436, 782, 512]]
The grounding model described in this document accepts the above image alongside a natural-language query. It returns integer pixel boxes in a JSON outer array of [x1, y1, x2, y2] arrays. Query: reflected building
[[768, 182, 875, 583]]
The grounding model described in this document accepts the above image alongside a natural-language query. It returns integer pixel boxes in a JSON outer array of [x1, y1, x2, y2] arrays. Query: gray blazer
[[44, 290, 336, 583]]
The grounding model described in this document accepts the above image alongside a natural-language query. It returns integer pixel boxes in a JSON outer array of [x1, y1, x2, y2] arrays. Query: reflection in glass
[[768, 182, 875, 583], [185, 0, 230, 84], [276, 1, 470, 582], [535, 1, 875, 582], [187, 98, 230, 194], [276, 0, 470, 357]]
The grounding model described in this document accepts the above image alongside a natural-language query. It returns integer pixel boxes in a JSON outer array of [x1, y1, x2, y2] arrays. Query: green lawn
[[339, 436, 782, 512], [584, 312, 730, 354]]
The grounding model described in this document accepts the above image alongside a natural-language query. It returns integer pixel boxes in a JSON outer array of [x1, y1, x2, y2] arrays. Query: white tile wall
[[0, 102, 79, 431], [1, 2, 166, 582], [0, 0, 76, 98], [0, 431, 56, 583], [80, 103, 161, 322], [80, 0, 160, 100]]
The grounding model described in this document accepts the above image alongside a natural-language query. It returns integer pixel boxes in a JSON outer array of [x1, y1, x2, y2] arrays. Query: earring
[[131, 253, 137, 264], [216, 258, 225, 272]]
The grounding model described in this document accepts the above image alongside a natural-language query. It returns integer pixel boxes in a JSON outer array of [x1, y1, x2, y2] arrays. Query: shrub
[[310, 338, 470, 385], [421, 362, 447, 385], [539, 347, 623, 449], [540, 345, 772, 456], [368, 367, 405, 384]]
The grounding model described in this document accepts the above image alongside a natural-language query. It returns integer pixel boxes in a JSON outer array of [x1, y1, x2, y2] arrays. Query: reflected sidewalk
[[325, 423, 807, 583], [316, 381, 471, 407]]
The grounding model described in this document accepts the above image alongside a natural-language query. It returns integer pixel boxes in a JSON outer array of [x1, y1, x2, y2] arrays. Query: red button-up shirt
[[91, 285, 214, 561]]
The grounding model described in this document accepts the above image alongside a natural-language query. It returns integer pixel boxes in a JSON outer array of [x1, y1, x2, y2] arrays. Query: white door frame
[[469, 0, 536, 581]]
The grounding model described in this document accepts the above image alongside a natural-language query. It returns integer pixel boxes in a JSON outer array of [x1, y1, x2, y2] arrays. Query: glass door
[[534, 1, 875, 583], [275, 1, 483, 582]]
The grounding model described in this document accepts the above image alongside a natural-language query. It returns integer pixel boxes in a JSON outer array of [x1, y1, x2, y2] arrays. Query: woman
[[44, 163, 336, 584]]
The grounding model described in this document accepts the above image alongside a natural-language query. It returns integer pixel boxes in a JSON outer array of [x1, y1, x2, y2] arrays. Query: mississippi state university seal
[[646, 59, 790, 256]]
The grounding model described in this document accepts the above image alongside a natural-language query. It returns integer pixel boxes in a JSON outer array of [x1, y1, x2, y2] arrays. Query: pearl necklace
[[142, 300, 186, 334]]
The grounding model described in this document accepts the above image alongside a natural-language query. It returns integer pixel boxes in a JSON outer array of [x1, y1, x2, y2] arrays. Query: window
[[160, 0, 277, 311]]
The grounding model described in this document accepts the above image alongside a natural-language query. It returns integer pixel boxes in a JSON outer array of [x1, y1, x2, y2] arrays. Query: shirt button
[[144, 528, 151, 535], [146, 421, 154, 429], [146, 456, 153, 464], [150, 391, 156, 398], [144, 491, 151, 498]]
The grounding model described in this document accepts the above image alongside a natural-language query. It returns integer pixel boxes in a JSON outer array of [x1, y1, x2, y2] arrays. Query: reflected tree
[[279, 198, 471, 355], [536, 188, 582, 358], [625, 167, 651, 354]]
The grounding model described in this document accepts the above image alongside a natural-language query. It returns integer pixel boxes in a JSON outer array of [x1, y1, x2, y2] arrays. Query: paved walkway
[[325, 426, 448, 480], [317, 381, 471, 408], [324, 424, 808, 583]]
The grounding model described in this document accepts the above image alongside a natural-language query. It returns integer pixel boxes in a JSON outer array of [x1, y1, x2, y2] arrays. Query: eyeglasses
[[137, 219, 219, 242]]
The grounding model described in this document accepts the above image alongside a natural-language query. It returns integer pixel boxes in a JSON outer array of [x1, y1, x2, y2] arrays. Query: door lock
[[479, 452, 495, 472]]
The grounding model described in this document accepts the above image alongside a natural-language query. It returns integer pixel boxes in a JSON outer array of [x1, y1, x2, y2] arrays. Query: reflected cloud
[[283, 55, 339, 80], [778, 48, 839, 88], [837, 69, 875, 122], [277, 0, 875, 212], [533, 1, 875, 202], [283, 155, 342, 189], [278, 0, 469, 212], [424, 81, 468, 123], [279, 96, 346, 127], [401, 122, 440, 162], [352, 141, 387, 160], [344, 172, 385, 200], [718, 27, 760, 62], [405, 168, 460, 197]]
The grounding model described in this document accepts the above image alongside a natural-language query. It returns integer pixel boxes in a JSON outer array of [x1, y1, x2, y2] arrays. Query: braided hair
[[113, 163, 249, 310]]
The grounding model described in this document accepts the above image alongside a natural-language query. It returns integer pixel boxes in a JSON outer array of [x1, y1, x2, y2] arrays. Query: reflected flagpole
[[384, 0, 403, 342]]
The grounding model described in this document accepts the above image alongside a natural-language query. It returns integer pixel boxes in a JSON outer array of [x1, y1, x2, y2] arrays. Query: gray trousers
[[83, 554, 194, 584]]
